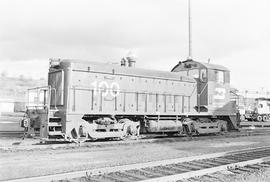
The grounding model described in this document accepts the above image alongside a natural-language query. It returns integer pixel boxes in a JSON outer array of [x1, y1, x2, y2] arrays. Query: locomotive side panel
[[67, 62, 197, 116], [59, 61, 198, 139]]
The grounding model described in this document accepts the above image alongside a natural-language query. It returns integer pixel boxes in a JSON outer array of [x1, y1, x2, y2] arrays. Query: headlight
[[21, 118, 29, 128]]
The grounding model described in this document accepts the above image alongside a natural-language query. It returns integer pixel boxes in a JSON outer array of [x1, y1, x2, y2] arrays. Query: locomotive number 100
[[91, 81, 120, 97]]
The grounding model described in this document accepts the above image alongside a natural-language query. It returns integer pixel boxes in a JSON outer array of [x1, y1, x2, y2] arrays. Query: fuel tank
[[145, 120, 183, 133]]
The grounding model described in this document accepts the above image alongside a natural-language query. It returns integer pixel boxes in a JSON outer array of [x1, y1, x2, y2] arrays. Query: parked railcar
[[240, 98, 270, 122], [21, 58, 238, 142]]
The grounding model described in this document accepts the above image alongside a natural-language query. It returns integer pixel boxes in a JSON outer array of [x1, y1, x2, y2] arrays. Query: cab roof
[[171, 59, 229, 72]]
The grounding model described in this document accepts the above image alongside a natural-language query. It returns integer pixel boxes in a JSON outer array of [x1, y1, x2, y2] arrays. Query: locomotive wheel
[[70, 126, 89, 143], [217, 120, 228, 134], [257, 115, 263, 122], [262, 115, 268, 122], [240, 115, 245, 121], [120, 119, 140, 137], [182, 118, 196, 136], [220, 123, 228, 133], [77, 136, 88, 144]]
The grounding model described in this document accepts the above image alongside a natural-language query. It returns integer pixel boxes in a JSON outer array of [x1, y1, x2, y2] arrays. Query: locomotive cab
[[172, 59, 238, 130], [172, 59, 232, 114]]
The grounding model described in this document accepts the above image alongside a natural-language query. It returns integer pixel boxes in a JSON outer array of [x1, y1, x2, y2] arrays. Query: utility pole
[[187, 0, 192, 60]]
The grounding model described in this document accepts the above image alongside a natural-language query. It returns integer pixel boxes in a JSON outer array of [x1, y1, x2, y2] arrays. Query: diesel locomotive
[[21, 58, 239, 142]]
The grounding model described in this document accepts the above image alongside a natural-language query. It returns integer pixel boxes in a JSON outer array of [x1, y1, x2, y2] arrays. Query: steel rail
[[4, 145, 270, 182], [140, 157, 270, 182]]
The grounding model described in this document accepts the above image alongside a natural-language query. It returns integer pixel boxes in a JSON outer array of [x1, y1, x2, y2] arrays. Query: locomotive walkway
[[1, 129, 270, 152], [5, 146, 270, 182]]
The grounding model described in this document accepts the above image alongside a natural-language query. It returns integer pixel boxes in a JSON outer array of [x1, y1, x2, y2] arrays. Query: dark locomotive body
[[22, 58, 238, 142], [172, 60, 238, 129]]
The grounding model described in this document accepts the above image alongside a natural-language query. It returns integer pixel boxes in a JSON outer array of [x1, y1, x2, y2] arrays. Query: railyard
[[1, 54, 270, 182], [1, 130, 270, 182], [1, 0, 270, 182], [1, 57, 270, 181]]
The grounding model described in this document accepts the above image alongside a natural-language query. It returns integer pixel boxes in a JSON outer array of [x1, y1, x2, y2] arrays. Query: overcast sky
[[0, 0, 269, 91]]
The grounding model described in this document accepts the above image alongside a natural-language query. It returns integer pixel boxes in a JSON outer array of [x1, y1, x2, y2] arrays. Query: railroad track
[[5, 146, 270, 182], [0, 131, 24, 137], [186, 161, 270, 182]]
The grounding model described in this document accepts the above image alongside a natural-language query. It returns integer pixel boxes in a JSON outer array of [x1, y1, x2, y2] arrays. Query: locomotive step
[[49, 117, 62, 122], [49, 117, 61, 119], [48, 122, 62, 127], [48, 131, 64, 136]]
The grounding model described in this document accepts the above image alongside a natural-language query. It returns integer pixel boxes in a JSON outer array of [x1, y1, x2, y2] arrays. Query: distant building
[[230, 89, 270, 112], [0, 76, 47, 113], [0, 98, 15, 113]]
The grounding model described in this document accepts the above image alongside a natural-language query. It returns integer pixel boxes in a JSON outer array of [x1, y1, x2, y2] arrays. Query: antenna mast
[[188, 0, 192, 60]]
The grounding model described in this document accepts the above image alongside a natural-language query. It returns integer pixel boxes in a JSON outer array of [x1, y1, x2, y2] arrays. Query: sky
[[0, 0, 269, 91]]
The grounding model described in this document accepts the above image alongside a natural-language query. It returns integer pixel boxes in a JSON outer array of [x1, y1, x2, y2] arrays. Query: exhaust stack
[[120, 51, 136, 67], [187, 0, 192, 60]]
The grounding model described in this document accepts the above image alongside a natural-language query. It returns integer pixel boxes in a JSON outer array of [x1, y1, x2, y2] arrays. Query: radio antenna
[[187, 0, 192, 60]]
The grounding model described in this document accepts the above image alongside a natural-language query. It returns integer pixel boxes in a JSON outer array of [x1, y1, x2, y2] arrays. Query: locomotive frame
[[22, 58, 239, 142]]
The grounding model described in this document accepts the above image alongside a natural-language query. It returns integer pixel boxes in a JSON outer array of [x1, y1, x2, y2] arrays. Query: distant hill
[[0, 76, 47, 102], [0, 76, 47, 132]]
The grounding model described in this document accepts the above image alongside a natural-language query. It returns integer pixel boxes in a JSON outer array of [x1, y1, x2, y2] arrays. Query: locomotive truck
[[21, 58, 238, 142]]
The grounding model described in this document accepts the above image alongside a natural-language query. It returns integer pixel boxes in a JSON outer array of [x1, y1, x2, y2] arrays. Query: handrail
[[69, 86, 194, 97], [48, 85, 51, 110], [50, 87, 58, 110], [26, 86, 58, 111], [28, 86, 50, 91], [27, 85, 57, 109], [27, 86, 49, 108], [197, 82, 208, 113]]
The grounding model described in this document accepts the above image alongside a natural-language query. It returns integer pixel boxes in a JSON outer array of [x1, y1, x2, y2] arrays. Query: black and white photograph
[[0, 0, 270, 181]]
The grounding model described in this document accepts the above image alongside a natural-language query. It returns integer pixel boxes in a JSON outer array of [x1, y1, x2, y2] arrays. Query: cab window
[[178, 70, 188, 76], [200, 69, 207, 82], [224, 71, 230, 83], [187, 69, 199, 78], [214, 70, 224, 84]]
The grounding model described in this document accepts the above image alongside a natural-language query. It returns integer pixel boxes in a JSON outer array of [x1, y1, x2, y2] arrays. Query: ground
[[1, 134, 270, 181], [192, 168, 270, 182], [228, 168, 270, 182]]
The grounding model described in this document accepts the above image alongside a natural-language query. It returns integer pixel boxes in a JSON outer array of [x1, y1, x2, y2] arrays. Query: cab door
[[187, 68, 208, 112], [197, 69, 208, 112]]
